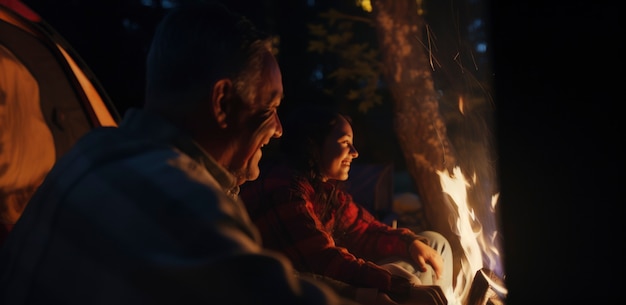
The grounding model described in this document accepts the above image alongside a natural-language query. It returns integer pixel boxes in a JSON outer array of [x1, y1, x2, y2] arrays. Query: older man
[[0, 2, 355, 305]]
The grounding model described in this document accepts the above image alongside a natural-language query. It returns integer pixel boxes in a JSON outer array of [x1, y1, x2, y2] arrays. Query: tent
[[0, 1, 120, 243]]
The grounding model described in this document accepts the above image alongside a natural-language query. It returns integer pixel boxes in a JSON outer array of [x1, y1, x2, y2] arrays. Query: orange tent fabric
[[0, 1, 119, 244]]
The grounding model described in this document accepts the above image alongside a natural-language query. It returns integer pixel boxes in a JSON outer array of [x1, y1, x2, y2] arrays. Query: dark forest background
[[18, 0, 493, 175], [16, 0, 625, 303], [20, 0, 396, 164]]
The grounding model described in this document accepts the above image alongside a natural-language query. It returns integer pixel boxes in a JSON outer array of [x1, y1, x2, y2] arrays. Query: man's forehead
[[257, 52, 283, 108]]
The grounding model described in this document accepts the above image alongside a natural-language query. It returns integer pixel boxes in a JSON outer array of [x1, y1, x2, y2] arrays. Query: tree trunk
[[370, 0, 465, 293]]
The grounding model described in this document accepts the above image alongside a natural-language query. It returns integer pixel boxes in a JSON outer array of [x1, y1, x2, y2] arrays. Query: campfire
[[438, 166, 507, 305]]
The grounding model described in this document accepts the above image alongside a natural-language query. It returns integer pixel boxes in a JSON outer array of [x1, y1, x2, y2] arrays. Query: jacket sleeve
[[333, 190, 429, 263]]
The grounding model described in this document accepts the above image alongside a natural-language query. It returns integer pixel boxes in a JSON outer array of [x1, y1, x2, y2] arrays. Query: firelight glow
[[437, 166, 506, 305]]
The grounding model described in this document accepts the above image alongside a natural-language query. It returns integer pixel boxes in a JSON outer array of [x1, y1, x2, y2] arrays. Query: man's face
[[229, 51, 283, 185]]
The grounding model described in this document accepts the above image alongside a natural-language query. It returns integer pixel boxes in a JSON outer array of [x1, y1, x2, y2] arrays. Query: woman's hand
[[408, 240, 444, 281]]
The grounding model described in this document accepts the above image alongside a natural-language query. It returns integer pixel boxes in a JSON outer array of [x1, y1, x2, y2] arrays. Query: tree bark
[[370, 0, 464, 291]]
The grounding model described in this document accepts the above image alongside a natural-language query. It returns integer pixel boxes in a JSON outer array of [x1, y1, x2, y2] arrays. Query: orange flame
[[437, 166, 506, 304]]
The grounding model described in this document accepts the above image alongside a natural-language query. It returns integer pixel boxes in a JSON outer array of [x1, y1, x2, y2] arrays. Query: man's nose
[[273, 113, 283, 138]]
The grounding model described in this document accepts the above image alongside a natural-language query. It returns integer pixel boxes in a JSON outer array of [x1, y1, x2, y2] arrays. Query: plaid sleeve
[[252, 181, 395, 291], [333, 190, 428, 262]]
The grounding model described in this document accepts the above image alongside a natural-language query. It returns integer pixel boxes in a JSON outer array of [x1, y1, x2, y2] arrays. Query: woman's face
[[320, 116, 359, 181]]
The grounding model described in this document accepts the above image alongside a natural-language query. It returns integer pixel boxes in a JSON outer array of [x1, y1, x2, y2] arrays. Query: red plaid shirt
[[240, 160, 428, 291]]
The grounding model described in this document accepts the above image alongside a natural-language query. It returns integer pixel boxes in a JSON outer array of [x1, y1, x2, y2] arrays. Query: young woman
[[240, 104, 453, 305]]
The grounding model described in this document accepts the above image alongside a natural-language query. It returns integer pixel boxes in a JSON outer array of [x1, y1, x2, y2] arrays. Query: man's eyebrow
[[269, 91, 284, 106]]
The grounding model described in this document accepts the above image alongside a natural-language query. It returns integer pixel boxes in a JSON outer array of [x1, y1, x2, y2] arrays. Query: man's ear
[[211, 79, 232, 128]]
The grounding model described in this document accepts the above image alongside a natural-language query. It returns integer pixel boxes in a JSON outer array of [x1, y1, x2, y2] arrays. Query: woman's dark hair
[[145, 1, 274, 107]]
